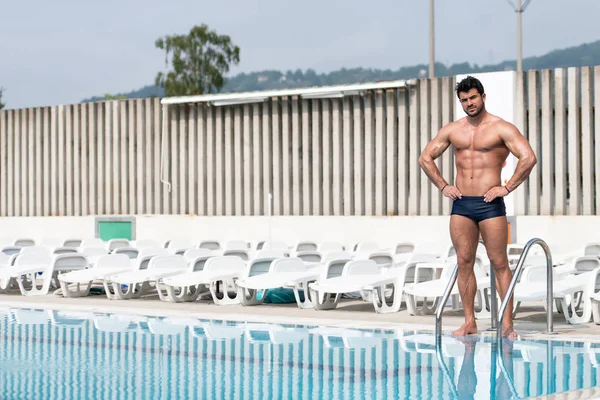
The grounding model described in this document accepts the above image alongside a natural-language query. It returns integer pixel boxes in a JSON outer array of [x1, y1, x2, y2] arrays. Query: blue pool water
[[1, 307, 599, 399]]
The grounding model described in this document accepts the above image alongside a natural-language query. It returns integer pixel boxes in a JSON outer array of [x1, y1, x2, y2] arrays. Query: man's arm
[[500, 122, 537, 192], [418, 124, 452, 190]]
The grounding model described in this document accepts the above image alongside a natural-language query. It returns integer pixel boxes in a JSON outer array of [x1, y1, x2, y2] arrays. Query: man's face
[[458, 88, 485, 117]]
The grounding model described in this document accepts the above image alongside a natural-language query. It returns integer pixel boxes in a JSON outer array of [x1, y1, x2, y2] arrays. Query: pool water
[[0, 307, 599, 399]]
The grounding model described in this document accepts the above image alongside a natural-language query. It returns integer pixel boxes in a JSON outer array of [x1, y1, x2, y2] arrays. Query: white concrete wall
[[0, 215, 452, 251], [1, 215, 596, 256], [135, 215, 453, 251], [0, 216, 95, 245], [515, 216, 600, 253]]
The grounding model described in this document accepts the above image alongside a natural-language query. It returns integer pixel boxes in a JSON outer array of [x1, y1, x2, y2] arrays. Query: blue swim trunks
[[451, 196, 506, 223]]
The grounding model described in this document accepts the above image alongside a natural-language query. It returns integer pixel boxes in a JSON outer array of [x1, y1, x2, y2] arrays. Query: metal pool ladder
[[435, 237, 554, 344]]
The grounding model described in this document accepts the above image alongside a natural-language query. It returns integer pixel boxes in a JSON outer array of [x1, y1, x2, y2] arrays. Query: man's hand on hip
[[442, 185, 462, 200], [484, 186, 509, 202]]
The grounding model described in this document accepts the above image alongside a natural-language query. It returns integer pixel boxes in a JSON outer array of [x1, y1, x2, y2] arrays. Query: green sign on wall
[[95, 217, 136, 241]]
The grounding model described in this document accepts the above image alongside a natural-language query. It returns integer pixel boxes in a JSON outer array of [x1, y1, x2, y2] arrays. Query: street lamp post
[[506, 0, 535, 72], [429, 0, 435, 78]]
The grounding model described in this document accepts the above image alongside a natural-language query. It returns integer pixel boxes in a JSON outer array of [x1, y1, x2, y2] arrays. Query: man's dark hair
[[455, 76, 484, 98]]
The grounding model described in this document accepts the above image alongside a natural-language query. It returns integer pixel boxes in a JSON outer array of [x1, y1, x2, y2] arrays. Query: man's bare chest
[[450, 130, 504, 152]]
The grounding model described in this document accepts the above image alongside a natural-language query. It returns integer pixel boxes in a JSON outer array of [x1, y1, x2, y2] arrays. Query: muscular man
[[418, 76, 537, 338]]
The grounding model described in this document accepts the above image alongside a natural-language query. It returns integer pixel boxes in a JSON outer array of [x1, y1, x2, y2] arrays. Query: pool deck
[[0, 292, 598, 343]]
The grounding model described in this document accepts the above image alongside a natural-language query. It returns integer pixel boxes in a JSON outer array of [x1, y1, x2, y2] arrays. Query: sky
[[1, 0, 599, 109]]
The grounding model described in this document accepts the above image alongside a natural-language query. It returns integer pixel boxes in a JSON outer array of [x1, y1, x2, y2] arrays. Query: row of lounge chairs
[[0, 237, 599, 325]]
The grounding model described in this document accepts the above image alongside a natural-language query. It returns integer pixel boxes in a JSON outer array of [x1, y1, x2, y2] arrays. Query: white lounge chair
[[166, 239, 194, 254], [182, 248, 214, 263], [153, 255, 215, 303], [14, 238, 35, 247], [105, 255, 189, 300], [294, 241, 319, 252], [292, 251, 322, 263], [111, 247, 139, 259], [63, 238, 83, 248], [403, 258, 491, 318], [222, 249, 250, 261], [1, 246, 22, 256], [135, 248, 171, 270], [78, 247, 108, 266], [58, 254, 133, 298], [234, 254, 285, 306], [236, 257, 321, 309], [514, 256, 600, 324], [198, 240, 221, 251], [306, 253, 353, 310], [309, 253, 439, 314], [0, 253, 86, 296], [53, 247, 79, 255], [160, 256, 246, 305], [106, 239, 130, 252]]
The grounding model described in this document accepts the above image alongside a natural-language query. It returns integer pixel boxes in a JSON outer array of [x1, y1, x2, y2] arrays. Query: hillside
[[81, 39, 600, 102]]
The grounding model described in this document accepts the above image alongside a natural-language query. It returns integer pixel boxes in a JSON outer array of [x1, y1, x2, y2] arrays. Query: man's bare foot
[[452, 322, 478, 336], [502, 325, 518, 339]]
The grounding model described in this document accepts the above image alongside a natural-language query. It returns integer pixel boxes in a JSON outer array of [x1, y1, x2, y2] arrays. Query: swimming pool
[[0, 307, 599, 400]]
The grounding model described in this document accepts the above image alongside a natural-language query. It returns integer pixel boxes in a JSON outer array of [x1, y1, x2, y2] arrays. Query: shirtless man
[[418, 76, 537, 338]]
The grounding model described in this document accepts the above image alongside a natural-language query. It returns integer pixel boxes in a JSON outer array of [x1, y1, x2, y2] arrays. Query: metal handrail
[[435, 263, 458, 343], [497, 237, 553, 340], [436, 237, 554, 345]]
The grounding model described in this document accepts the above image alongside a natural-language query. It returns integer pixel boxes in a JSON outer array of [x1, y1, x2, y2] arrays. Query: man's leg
[[450, 214, 480, 336], [479, 216, 517, 338]]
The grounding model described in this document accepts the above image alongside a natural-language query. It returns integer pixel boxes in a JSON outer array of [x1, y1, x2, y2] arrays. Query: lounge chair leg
[[211, 280, 240, 305], [372, 284, 403, 314], [103, 281, 143, 300], [592, 298, 600, 325], [309, 287, 339, 310], [292, 280, 314, 309], [237, 286, 265, 306], [21, 270, 54, 296], [0, 277, 13, 293], [560, 292, 592, 325], [59, 280, 92, 298], [157, 282, 200, 302], [406, 293, 419, 316]]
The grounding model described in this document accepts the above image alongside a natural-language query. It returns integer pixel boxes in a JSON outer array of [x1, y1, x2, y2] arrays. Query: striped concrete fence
[[0, 67, 598, 217]]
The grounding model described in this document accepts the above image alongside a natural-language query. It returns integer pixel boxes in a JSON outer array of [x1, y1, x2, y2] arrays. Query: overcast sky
[[1, 0, 598, 109]]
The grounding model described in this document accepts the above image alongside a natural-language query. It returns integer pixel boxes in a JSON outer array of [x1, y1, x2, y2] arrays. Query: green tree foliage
[[155, 24, 240, 97], [84, 39, 600, 102], [0, 88, 5, 110], [103, 93, 126, 100]]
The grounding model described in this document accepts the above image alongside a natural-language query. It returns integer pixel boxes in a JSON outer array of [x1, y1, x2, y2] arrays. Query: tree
[[155, 24, 240, 97], [0, 88, 4, 110], [103, 93, 126, 100]]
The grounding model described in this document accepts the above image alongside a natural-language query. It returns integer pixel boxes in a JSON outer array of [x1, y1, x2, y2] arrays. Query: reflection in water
[[0, 308, 598, 400], [455, 337, 518, 400], [456, 336, 478, 400]]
